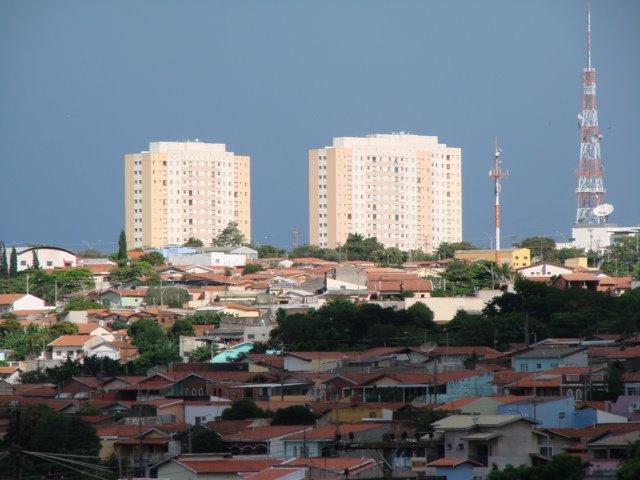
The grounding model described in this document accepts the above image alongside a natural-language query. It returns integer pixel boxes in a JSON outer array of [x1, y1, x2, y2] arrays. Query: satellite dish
[[411, 395, 430, 408], [590, 133, 603, 143], [577, 113, 584, 121], [592, 203, 614, 217], [419, 341, 437, 353]]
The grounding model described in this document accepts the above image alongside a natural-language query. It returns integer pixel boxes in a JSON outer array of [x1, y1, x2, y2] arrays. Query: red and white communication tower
[[575, 0, 613, 225], [489, 140, 508, 264]]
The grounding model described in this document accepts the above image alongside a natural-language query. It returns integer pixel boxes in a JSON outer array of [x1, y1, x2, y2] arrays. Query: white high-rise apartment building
[[309, 133, 462, 253], [125, 141, 250, 249]]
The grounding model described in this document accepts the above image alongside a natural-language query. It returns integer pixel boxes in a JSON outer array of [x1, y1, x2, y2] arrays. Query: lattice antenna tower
[[575, 0, 610, 225], [291, 227, 300, 250], [489, 139, 508, 264]]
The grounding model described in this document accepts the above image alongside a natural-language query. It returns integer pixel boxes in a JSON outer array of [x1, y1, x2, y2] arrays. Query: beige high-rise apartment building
[[125, 141, 250, 249], [309, 133, 461, 253]]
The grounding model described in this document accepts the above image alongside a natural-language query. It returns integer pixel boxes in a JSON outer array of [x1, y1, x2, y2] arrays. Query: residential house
[[222, 425, 310, 457], [515, 262, 574, 279], [98, 288, 148, 308], [282, 457, 383, 479], [48, 335, 105, 361], [510, 346, 588, 372], [425, 346, 503, 372], [327, 370, 495, 404], [184, 399, 233, 425], [0, 293, 48, 313], [283, 423, 388, 458], [532, 423, 640, 464], [421, 414, 539, 478], [157, 457, 282, 480], [551, 273, 600, 290], [283, 352, 353, 373], [13, 246, 76, 271], [113, 423, 191, 476], [586, 430, 640, 478], [0, 367, 22, 384], [504, 366, 607, 401]]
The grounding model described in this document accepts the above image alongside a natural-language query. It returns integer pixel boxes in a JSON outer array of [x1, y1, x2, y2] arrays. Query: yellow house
[[454, 248, 531, 269]]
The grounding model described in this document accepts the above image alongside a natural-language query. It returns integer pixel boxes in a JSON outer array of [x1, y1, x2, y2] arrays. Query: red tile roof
[[48, 335, 99, 347], [0, 293, 27, 304], [283, 457, 378, 474]]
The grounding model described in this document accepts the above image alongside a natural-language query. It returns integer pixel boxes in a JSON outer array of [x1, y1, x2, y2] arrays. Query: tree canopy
[[183, 237, 204, 247], [271, 297, 435, 350], [271, 405, 316, 425], [0, 404, 102, 478], [212, 221, 246, 247], [221, 399, 268, 420]]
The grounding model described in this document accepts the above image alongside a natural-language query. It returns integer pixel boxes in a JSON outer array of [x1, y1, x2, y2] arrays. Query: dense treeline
[[270, 280, 640, 352], [270, 297, 435, 350]]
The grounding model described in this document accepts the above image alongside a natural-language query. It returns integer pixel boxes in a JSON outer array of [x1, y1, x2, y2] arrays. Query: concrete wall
[[405, 294, 500, 323]]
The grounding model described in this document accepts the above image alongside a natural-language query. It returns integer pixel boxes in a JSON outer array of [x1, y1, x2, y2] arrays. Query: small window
[[540, 446, 553, 456], [20, 260, 27, 266], [46, 261, 53, 267]]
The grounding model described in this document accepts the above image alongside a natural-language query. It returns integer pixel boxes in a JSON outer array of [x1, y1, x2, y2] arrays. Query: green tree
[[618, 439, 640, 480], [271, 405, 316, 425], [128, 319, 180, 369], [75, 247, 103, 258], [189, 343, 219, 362], [128, 319, 166, 353], [212, 221, 246, 247], [336, 234, 385, 261], [486, 454, 583, 480], [514, 236, 557, 262], [291, 244, 339, 261], [0, 317, 22, 337], [607, 361, 624, 402], [168, 318, 196, 342], [257, 244, 287, 258], [117, 229, 128, 261], [64, 295, 104, 311], [83, 354, 125, 377], [189, 428, 225, 453], [9, 246, 17, 277], [221, 399, 268, 420], [242, 264, 264, 275], [0, 241, 7, 277], [111, 260, 159, 284], [0, 404, 102, 478], [32, 249, 40, 269], [435, 241, 479, 259], [20, 369, 48, 383], [50, 321, 79, 337], [44, 357, 84, 383], [187, 311, 226, 325], [139, 251, 165, 266], [183, 237, 204, 247]]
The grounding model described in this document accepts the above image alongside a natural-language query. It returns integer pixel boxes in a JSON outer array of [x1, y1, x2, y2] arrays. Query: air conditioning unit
[[632, 402, 640, 412]]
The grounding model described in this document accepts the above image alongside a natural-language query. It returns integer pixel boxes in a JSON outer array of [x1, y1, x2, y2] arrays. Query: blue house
[[511, 346, 588, 373], [497, 396, 577, 428]]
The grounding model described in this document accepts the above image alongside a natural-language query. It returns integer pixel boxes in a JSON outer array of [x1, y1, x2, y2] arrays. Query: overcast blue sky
[[0, 0, 638, 252]]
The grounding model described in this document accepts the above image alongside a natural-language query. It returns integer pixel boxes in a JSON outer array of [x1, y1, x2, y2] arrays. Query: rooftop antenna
[[587, 0, 591, 70], [489, 138, 508, 264]]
